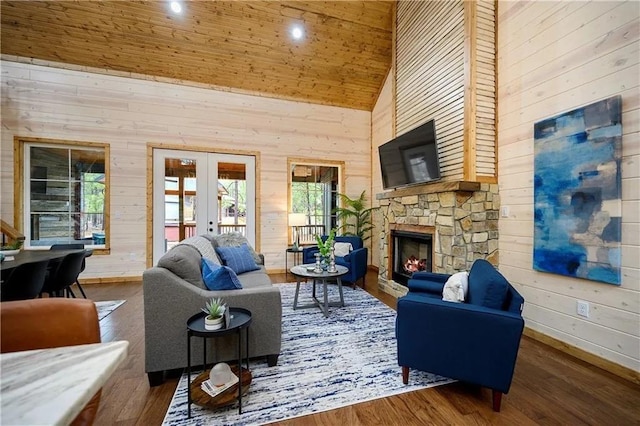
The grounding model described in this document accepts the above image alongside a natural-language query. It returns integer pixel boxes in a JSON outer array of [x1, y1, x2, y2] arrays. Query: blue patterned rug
[[162, 283, 452, 425]]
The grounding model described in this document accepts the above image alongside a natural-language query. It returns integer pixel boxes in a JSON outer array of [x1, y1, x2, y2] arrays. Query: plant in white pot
[[202, 297, 226, 330]]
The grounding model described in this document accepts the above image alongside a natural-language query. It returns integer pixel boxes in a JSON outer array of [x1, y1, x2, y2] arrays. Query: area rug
[[162, 283, 452, 425], [94, 300, 126, 321]]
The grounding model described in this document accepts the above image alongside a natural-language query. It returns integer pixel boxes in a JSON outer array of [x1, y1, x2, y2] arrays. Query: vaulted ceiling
[[1, 1, 394, 111]]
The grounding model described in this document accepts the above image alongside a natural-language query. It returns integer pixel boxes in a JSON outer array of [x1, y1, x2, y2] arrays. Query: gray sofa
[[143, 236, 282, 386]]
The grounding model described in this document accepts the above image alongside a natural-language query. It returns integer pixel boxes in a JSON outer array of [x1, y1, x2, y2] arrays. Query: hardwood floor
[[87, 271, 640, 425]]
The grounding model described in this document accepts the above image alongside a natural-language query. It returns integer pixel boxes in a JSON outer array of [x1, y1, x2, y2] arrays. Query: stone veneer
[[376, 182, 500, 298]]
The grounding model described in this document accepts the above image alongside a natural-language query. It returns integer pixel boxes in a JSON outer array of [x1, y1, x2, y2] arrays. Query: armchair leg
[[402, 366, 409, 384], [492, 390, 502, 412]]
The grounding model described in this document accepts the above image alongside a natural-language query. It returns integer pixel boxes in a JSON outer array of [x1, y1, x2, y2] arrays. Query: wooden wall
[[0, 59, 371, 279], [371, 71, 394, 269], [497, 1, 639, 372]]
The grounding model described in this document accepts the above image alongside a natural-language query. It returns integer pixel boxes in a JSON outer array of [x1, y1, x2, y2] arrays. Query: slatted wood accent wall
[[497, 1, 639, 373], [395, 0, 497, 183], [470, 0, 497, 180]]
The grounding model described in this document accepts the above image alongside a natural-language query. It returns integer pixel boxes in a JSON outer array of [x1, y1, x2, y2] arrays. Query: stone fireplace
[[376, 182, 499, 298]]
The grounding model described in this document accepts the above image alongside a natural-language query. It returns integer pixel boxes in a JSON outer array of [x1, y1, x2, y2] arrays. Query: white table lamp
[[288, 213, 306, 248]]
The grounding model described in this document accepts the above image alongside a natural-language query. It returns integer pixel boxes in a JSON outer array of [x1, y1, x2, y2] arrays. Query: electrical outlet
[[577, 300, 590, 318]]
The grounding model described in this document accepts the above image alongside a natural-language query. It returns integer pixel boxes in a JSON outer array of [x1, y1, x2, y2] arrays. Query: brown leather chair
[[1, 298, 102, 426]]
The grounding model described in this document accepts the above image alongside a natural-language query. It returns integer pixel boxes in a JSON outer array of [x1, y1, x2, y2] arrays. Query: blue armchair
[[302, 235, 368, 287], [396, 259, 525, 411]]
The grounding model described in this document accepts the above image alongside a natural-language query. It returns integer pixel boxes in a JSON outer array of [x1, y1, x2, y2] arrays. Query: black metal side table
[[186, 307, 252, 418], [285, 246, 304, 280]]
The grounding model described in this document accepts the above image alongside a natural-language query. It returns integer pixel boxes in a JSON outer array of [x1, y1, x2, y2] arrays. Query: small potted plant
[[202, 297, 226, 330], [0, 240, 23, 256], [314, 228, 336, 268]]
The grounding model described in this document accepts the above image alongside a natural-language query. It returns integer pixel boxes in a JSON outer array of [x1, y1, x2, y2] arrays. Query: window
[[288, 159, 343, 244], [17, 138, 109, 250]]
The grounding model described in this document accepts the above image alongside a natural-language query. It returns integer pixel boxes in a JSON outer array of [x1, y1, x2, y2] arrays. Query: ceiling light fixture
[[290, 25, 304, 41], [170, 1, 182, 14]]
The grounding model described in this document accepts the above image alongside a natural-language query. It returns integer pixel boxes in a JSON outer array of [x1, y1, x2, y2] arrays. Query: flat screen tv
[[379, 119, 441, 190]]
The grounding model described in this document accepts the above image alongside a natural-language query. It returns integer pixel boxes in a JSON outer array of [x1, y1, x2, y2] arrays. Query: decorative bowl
[[0, 249, 20, 256]]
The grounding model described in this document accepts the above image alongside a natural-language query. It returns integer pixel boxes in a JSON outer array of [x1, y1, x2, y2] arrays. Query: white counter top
[[1, 340, 129, 425]]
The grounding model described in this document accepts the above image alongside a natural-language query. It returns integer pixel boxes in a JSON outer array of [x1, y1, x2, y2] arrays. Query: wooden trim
[[82, 276, 142, 285], [463, 0, 478, 181], [146, 144, 153, 268], [0, 219, 25, 242], [286, 157, 346, 244], [13, 136, 23, 231], [376, 180, 481, 199], [475, 175, 498, 184], [13, 136, 110, 250], [492, 0, 499, 182], [524, 328, 640, 386]]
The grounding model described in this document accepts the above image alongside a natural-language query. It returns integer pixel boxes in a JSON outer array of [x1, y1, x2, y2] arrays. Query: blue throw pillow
[[466, 259, 509, 310], [201, 258, 243, 290], [215, 243, 260, 274]]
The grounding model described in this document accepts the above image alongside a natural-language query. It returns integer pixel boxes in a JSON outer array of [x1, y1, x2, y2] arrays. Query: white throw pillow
[[442, 271, 469, 303], [333, 242, 353, 257]]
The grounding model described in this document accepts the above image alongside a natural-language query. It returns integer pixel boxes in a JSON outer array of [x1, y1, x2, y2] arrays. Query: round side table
[[290, 264, 348, 317], [186, 307, 252, 418]]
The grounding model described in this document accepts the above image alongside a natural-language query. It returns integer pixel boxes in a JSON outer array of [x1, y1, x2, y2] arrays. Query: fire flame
[[404, 256, 427, 273]]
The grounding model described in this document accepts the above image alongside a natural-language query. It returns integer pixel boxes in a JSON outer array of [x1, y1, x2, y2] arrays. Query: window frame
[[287, 158, 345, 245], [14, 136, 110, 253]]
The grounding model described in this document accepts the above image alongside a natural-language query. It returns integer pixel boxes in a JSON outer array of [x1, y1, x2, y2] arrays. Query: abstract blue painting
[[533, 96, 622, 285]]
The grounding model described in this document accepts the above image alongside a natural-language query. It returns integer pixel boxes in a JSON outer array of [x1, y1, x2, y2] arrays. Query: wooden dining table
[[0, 249, 91, 275]]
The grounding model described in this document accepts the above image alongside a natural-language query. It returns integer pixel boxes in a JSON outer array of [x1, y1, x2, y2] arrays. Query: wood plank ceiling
[[1, 1, 394, 111]]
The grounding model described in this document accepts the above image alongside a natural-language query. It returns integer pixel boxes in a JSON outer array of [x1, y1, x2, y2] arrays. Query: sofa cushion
[[466, 259, 509, 310], [215, 244, 260, 274], [157, 245, 205, 289], [237, 266, 272, 289], [201, 258, 243, 290], [212, 233, 262, 264]]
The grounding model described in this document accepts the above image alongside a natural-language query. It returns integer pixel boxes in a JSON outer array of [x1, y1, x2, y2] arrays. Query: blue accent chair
[[396, 259, 525, 411], [302, 235, 368, 287]]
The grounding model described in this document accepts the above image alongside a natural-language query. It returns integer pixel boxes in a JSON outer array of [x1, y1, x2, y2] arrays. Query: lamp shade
[[288, 213, 306, 227]]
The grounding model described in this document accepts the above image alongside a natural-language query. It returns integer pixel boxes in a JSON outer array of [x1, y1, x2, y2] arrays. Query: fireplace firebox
[[391, 230, 433, 286]]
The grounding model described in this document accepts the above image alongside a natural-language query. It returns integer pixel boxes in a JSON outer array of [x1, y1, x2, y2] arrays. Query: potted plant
[[333, 191, 377, 243], [0, 239, 24, 256], [202, 297, 226, 330], [315, 228, 336, 257]]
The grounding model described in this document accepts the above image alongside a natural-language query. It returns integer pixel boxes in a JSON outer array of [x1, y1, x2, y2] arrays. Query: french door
[[152, 149, 256, 265]]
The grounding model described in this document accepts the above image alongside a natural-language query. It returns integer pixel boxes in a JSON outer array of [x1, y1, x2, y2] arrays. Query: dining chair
[[1, 259, 49, 301], [42, 251, 86, 298], [50, 244, 88, 298], [1, 298, 102, 425]]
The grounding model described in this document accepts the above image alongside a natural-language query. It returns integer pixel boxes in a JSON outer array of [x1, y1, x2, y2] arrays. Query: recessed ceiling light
[[170, 1, 182, 14], [291, 25, 304, 41]]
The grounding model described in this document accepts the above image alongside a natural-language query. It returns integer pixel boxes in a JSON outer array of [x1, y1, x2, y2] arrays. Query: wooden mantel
[[376, 181, 481, 200]]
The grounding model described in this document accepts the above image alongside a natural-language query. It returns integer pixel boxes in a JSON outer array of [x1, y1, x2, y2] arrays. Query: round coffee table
[[186, 307, 252, 418], [290, 264, 348, 317]]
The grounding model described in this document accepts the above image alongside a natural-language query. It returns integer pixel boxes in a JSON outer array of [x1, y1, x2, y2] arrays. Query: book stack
[[201, 372, 239, 398]]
